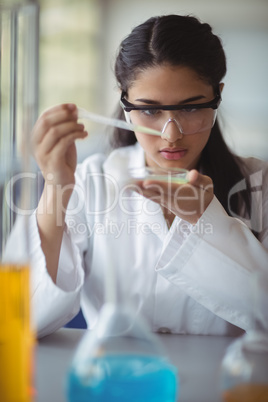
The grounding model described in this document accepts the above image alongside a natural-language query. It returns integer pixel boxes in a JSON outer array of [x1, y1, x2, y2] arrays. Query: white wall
[[98, 0, 268, 160]]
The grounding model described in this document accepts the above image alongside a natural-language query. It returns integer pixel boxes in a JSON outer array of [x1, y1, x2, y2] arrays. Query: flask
[[65, 160, 180, 401], [220, 269, 268, 402], [66, 302, 178, 402]]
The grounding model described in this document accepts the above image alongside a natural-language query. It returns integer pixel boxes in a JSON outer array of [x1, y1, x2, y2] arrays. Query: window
[[39, 0, 108, 159]]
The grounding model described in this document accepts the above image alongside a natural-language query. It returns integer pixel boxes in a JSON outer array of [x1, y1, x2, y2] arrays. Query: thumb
[[187, 169, 213, 192], [186, 169, 199, 184]]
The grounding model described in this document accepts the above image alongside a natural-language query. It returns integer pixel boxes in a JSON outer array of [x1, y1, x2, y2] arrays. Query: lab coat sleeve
[[28, 153, 108, 337], [155, 196, 268, 331], [29, 212, 85, 338]]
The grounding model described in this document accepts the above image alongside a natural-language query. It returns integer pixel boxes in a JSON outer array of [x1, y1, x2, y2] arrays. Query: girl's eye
[[180, 108, 197, 113], [141, 109, 161, 117]]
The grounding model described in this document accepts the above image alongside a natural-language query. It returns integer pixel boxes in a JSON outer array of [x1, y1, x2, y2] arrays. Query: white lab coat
[[27, 143, 268, 338]]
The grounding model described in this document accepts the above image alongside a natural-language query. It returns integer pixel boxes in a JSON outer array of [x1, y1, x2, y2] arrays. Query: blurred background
[[37, 0, 268, 161]]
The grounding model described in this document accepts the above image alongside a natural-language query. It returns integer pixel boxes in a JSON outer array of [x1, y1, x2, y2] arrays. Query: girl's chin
[[145, 153, 197, 171]]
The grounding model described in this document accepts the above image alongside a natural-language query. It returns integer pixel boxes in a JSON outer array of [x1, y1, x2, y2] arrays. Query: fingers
[[31, 104, 88, 186], [31, 103, 88, 158], [131, 169, 214, 223], [134, 181, 161, 199], [47, 131, 86, 161], [40, 120, 86, 155], [33, 104, 79, 145]]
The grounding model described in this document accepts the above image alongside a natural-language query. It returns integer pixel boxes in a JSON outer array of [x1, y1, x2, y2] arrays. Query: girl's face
[[127, 64, 217, 170]]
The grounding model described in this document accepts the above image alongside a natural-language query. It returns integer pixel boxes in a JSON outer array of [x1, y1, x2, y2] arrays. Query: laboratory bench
[[36, 327, 235, 401]]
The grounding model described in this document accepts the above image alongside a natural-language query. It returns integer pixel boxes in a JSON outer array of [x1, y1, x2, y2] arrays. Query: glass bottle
[[0, 159, 35, 402], [0, 1, 39, 401], [220, 268, 268, 402]]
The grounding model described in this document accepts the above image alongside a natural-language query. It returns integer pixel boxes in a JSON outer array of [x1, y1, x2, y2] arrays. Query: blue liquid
[[66, 354, 178, 402]]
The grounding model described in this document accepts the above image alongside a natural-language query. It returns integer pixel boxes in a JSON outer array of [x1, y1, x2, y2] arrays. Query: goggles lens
[[127, 108, 217, 135]]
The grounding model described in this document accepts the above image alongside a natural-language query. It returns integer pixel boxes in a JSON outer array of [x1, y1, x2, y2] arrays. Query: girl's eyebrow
[[135, 94, 206, 105]]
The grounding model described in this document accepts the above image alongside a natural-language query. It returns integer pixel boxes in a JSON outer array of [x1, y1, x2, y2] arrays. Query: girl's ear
[[219, 82, 224, 93]]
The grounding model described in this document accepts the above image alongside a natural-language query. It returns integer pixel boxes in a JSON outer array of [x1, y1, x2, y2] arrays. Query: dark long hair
[[111, 15, 252, 224]]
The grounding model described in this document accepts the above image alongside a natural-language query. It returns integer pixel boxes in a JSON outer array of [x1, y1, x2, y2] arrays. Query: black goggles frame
[[120, 87, 222, 112]]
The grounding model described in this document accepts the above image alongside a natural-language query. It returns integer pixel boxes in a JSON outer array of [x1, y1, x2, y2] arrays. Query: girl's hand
[[134, 169, 214, 224], [31, 103, 88, 187]]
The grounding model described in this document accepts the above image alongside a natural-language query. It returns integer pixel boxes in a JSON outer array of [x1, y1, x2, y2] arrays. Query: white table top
[[36, 328, 235, 402]]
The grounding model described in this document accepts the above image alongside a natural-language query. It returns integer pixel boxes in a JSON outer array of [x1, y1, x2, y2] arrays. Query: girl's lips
[[160, 148, 187, 160]]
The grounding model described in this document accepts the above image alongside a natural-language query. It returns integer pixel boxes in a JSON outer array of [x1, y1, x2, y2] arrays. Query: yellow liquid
[[222, 383, 268, 402], [0, 264, 35, 402]]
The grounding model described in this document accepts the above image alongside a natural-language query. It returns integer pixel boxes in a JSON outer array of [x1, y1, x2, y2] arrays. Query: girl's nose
[[161, 118, 183, 142]]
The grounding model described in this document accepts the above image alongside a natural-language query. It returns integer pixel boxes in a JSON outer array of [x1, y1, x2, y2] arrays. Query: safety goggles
[[120, 88, 221, 135]]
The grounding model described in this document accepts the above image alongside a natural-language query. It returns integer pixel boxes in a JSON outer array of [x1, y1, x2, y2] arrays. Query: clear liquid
[[66, 354, 178, 402]]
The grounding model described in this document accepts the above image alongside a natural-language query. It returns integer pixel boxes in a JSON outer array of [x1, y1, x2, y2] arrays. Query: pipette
[[78, 107, 162, 137]]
